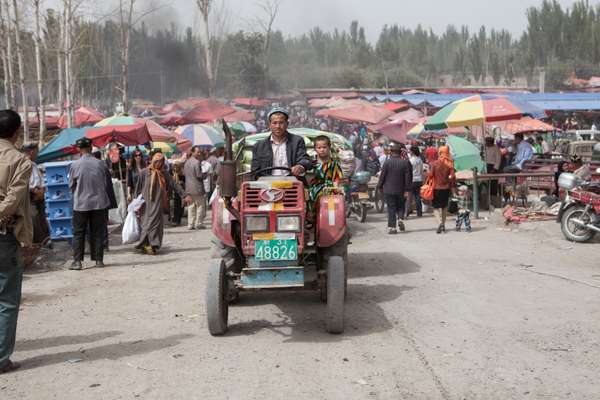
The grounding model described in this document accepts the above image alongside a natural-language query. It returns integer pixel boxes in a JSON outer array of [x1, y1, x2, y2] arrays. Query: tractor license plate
[[358, 192, 370, 200], [255, 239, 298, 261]]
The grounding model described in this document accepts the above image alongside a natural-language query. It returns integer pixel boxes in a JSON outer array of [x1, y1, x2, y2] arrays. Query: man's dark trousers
[[73, 210, 105, 262], [385, 194, 405, 228], [0, 233, 23, 369]]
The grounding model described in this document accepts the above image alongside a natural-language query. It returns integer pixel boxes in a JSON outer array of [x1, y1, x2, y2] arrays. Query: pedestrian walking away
[[0, 110, 33, 374], [377, 142, 413, 234], [69, 138, 116, 270], [406, 146, 424, 218], [184, 146, 208, 230]]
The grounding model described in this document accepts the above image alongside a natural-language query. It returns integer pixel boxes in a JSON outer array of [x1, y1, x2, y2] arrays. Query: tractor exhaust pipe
[[219, 120, 240, 220]]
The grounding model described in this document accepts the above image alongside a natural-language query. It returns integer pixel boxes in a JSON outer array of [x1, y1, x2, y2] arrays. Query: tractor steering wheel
[[249, 167, 309, 187]]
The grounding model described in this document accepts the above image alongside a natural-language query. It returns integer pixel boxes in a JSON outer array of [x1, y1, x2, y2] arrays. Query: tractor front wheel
[[326, 256, 345, 334], [206, 259, 229, 335]]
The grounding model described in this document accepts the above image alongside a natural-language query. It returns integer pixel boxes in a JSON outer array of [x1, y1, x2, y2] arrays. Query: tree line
[[2, 0, 600, 142]]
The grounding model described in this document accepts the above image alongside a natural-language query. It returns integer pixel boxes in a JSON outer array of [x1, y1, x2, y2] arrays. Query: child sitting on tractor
[[309, 135, 344, 215]]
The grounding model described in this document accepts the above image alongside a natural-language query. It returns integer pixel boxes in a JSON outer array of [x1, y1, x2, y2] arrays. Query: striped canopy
[[175, 124, 224, 147], [425, 95, 541, 131]]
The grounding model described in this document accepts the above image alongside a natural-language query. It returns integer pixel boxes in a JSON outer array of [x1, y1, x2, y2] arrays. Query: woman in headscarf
[[429, 145, 455, 234], [134, 152, 190, 255]]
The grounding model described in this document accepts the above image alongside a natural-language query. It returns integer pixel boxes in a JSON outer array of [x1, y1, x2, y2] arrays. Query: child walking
[[455, 185, 472, 232]]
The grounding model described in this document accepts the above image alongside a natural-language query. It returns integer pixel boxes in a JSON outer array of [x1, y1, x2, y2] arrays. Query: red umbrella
[[231, 98, 270, 107], [145, 119, 177, 142], [383, 102, 409, 112], [315, 104, 394, 124], [29, 114, 60, 129], [372, 120, 417, 143], [182, 99, 236, 123], [223, 109, 256, 123], [58, 106, 104, 128], [159, 112, 184, 126], [85, 123, 152, 147]]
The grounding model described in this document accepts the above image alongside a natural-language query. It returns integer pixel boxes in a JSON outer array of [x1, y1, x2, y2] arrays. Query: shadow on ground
[[215, 250, 421, 341], [18, 334, 195, 371], [225, 283, 414, 342], [348, 252, 420, 279], [17, 331, 123, 352]]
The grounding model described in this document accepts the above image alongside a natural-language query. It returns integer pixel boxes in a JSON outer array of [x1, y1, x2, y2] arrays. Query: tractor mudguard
[[211, 197, 237, 248], [316, 194, 347, 248]]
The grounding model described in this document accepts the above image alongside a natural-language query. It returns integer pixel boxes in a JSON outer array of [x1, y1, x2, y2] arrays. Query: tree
[[0, 0, 15, 109], [33, 0, 46, 145], [255, 0, 280, 96], [11, 0, 29, 141], [195, 0, 230, 97]]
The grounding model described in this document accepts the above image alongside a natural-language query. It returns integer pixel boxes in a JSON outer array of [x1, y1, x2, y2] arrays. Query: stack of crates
[[44, 161, 73, 241]]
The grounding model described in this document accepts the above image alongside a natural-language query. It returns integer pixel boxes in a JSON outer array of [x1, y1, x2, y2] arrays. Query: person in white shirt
[[378, 145, 390, 171], [201, 158, 213, 196], [406, 146, 424, 217]]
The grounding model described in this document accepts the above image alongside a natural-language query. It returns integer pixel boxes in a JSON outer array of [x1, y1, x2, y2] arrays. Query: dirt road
[[2, 212, 599, 400]]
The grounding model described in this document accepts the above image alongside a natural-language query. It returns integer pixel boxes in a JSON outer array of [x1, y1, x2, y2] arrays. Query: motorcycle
[[557, 170, 600, 242], [347, 171, 373, 223]]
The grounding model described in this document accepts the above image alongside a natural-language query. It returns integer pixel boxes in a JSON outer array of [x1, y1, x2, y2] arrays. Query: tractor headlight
[[277, 215, 301, 232], [245, 215, 269, 232]]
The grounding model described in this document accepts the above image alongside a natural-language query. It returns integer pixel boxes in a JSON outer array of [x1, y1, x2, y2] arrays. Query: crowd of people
[[0, 101, 587, 374]]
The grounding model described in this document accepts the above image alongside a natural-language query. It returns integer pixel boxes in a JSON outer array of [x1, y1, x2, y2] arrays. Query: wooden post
[[472, 167, 479, 219]]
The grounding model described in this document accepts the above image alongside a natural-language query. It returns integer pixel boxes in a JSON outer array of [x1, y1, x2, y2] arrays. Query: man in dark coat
[[69, 138, 116, 269], [251, 108, 312, 177], [377, 142, 413, 234]]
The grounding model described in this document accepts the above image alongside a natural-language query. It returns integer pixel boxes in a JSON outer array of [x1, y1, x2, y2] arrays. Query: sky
[[48, 0, 584, 42], [156, 0, 584, 42]]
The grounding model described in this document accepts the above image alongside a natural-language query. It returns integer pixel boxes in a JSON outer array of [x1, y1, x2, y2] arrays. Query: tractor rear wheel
[[326, 256, 345, 334], [206, 259, 229, 335]]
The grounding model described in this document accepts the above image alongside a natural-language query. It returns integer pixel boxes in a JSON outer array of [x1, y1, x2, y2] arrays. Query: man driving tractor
[[251, 108, 313, 177], [206, 107, 348, 335]]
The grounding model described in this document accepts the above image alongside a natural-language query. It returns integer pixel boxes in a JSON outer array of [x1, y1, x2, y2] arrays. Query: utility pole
[[160, 70, 165, 105], [539, 67, 546, 93], [380, 57, 389, 97]]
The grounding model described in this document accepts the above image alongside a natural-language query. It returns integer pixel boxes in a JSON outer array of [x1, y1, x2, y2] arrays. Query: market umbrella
[[228, 121, 257, 137], [159, 112, 184, 126], [181, 99, 236, 124], [86, 115, 152, 146], [231, 98, 270, 107], [150, 141, 177, 157], [37, 128, 87, 163], [175, 124, 224, 147], [223, 108, 256, 123], [425, 95, 542, 131], [144, 119, 177, 142], [315, 104, 394, 124], [446, 135, 486, 172], [58, 106, 104, 129]]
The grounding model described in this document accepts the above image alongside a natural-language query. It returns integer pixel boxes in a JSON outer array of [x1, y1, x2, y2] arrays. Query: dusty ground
[[2, 210, 599, 400]]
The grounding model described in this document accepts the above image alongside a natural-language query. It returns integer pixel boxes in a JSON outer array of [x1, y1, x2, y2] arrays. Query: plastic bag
[[122, 195, 144, 244], [122, 211, 140, 244], [420, 176, 435, 201]]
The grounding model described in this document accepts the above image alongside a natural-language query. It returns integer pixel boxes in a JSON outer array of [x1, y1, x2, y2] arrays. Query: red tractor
[[207, 123, 349, 335]]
